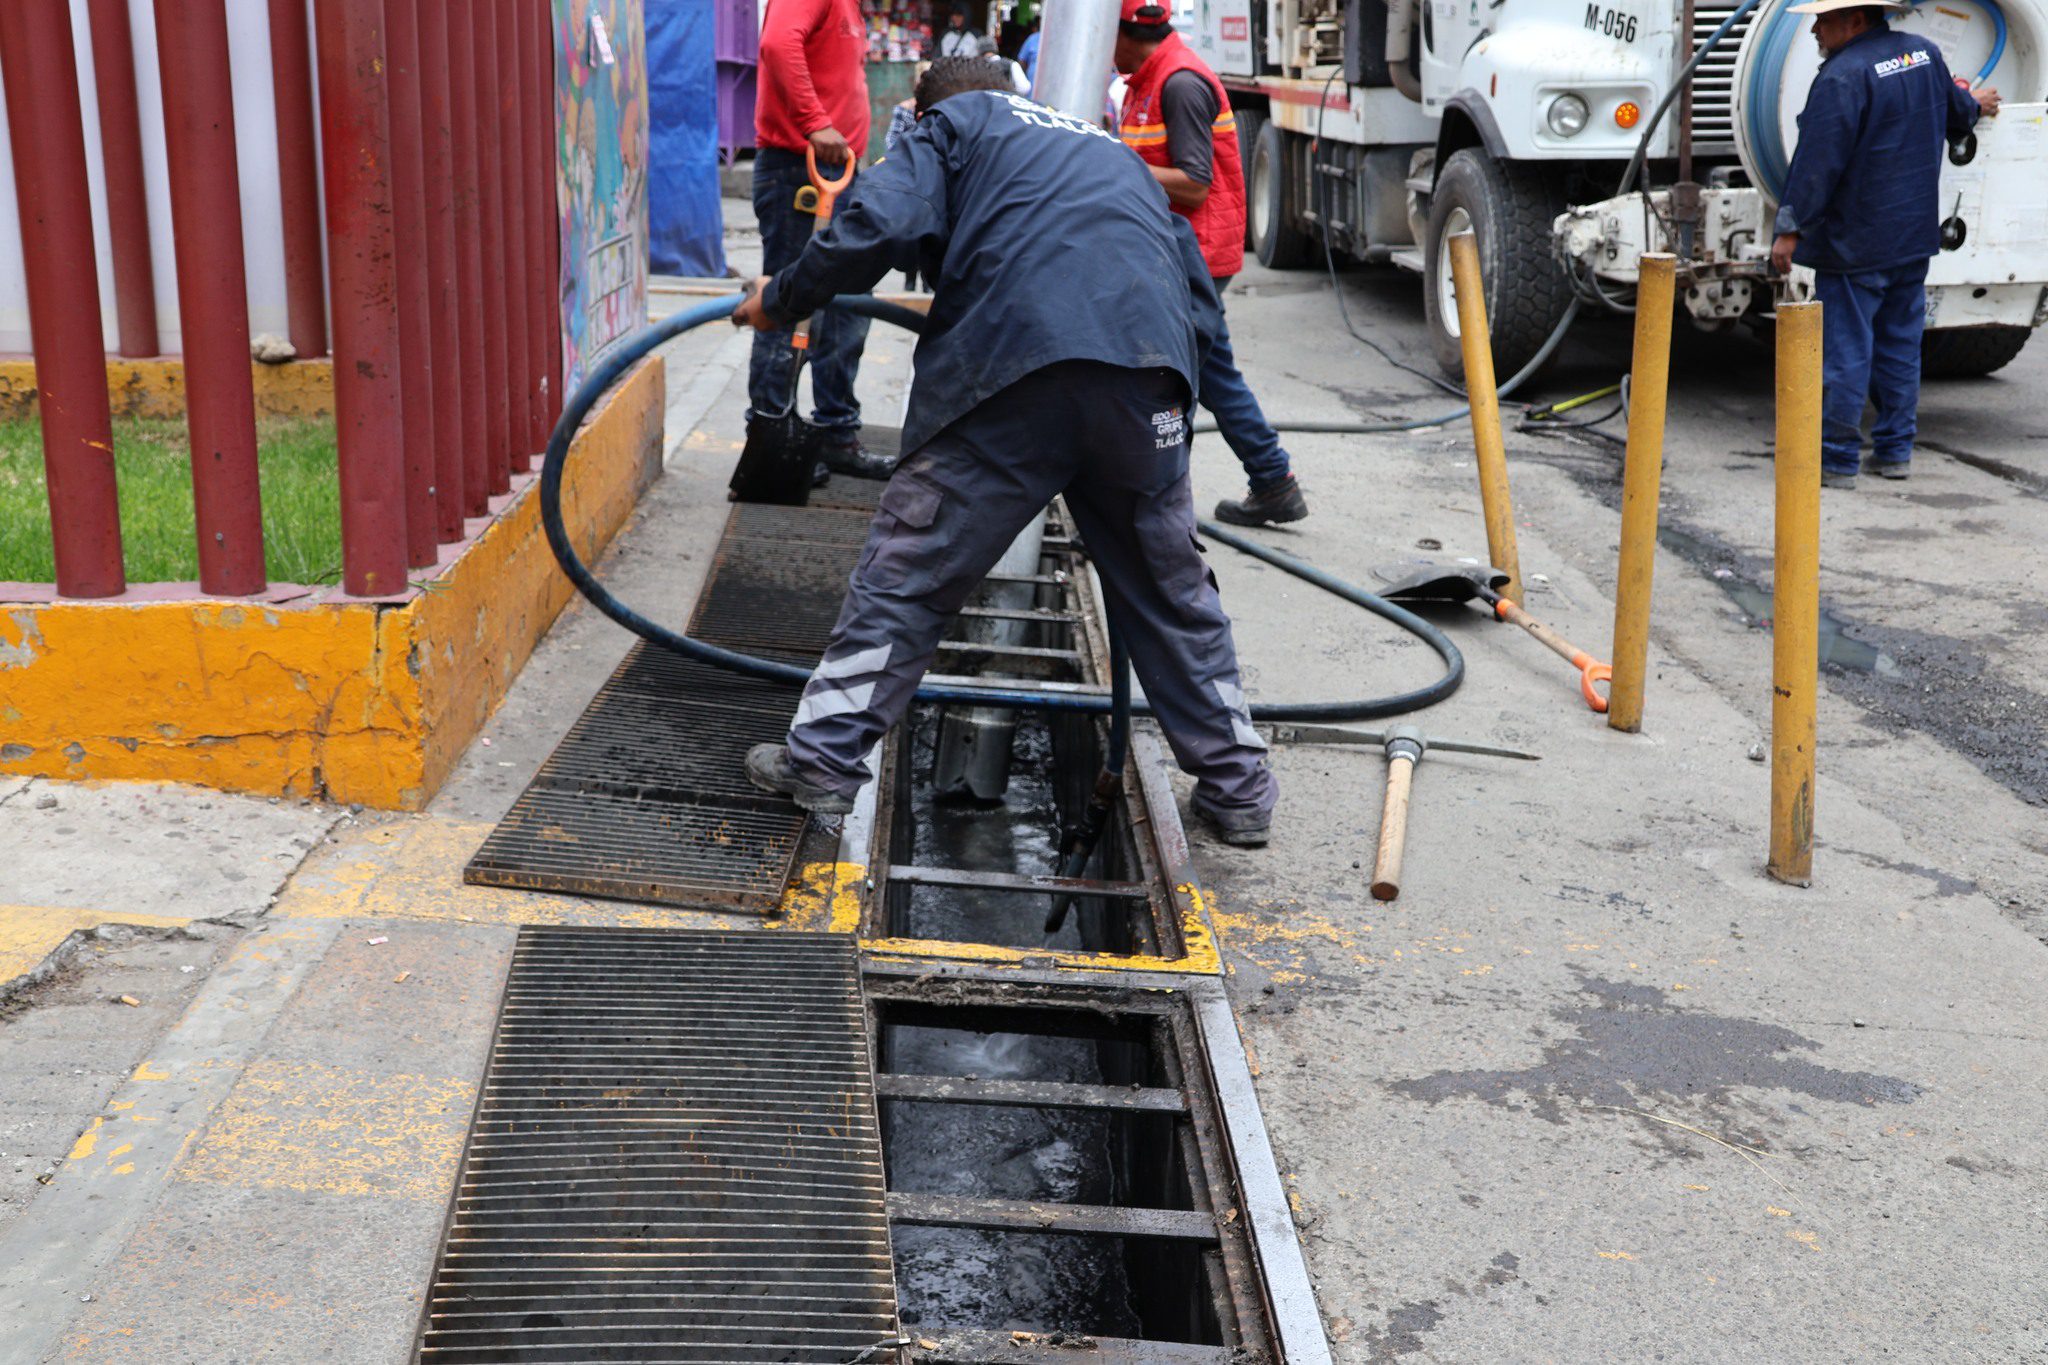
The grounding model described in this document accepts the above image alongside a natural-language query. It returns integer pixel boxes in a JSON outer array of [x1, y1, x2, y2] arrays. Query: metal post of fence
[[474, 0, 513, 493], [0, 0, 126, 598], [417, 0, 467, 541], [541, 4, 564, 427], [155, 0, 267, 596], [523, 3, 556, 447], [86, 0, 160, 359], [499, 4, 535, 470], [268, 0, 328, 359], [314, 0, 409, 597], [383, 0, 440, 568], [446, 0, 492, 518]]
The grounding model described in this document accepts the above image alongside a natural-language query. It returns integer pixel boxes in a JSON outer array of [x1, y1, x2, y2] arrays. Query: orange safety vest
[[1118, 33, 1245, 278]]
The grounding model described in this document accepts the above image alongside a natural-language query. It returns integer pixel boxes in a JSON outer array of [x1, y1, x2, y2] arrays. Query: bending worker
[[1769, 0, 1998, 488], [1115, 0, 1307, 527], [734, 56, 1278, 847]]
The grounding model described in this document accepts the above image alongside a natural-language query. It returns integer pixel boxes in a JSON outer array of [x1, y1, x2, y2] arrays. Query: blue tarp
[[647, 0, 728, 276]]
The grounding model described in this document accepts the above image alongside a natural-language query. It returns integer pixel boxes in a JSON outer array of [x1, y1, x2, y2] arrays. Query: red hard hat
[[1120, 0, 1170, 23]]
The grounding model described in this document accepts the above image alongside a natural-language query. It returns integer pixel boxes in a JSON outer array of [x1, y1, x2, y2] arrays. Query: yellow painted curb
[[0, 356, 665, 810], [0, 904, 196, 989], [0, 356, 335, 421]]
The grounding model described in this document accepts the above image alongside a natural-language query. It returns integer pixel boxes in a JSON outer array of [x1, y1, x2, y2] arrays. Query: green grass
[[0, 415, 343, 585]]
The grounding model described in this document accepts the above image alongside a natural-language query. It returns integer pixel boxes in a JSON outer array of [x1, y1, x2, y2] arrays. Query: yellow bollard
[[1448, 230, 1522, 604], [1607, 253, 1677, 733], [1769, 300, 1822, 886]]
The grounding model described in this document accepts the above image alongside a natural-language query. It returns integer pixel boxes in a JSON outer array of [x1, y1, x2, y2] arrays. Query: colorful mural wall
[[555, 0, 650, 392]]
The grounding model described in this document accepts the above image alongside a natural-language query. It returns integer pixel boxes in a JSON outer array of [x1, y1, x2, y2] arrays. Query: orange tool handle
[[805, 145, 856, 223], [1495, 599, 1611, 714]]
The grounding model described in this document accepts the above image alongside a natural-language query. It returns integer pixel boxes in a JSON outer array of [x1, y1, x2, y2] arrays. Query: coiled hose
[[540, 291, 1465, 726]]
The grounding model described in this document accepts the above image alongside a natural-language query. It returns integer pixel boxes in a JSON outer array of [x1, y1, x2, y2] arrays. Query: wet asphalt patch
[[1388, 971, 1921, 1126]]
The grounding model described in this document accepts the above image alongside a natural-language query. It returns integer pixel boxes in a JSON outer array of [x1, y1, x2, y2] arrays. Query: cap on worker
[[1785, 0, 1906, 14], [1120, 0, 1172, 27]]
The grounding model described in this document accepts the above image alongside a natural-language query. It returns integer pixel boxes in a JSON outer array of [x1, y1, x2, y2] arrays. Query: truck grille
[[1687, 3, 1759, 156]]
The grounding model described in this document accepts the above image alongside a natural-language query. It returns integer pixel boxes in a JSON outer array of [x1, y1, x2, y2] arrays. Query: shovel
[[729, 148, 858, 505], [1377, 559, 1612, 713]]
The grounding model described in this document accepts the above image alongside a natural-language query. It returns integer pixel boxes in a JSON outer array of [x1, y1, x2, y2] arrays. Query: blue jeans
[[1813, 260, 1927, 475], [1200, 277, 1292, 490], [748, 147, 871, 432]]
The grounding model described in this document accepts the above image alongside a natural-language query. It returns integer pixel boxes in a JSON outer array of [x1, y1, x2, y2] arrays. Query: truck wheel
[[1421, 148, 1571, 381], [1921, 325, 2030, 378], [1235, 108, 1266, 251], [1251, 121, 1312, 270]]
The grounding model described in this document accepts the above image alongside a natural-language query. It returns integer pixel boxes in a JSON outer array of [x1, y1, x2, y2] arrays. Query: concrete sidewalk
[[0, 246, 2043, 1361]]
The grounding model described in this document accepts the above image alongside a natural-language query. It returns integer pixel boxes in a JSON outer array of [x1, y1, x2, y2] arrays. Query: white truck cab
[[1188, 0, 2048, 377]]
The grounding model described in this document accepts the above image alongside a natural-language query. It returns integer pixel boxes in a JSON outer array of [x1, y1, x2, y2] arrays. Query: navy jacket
[[762, 89, 1222, 454], [1774, 25, 1981, 273]]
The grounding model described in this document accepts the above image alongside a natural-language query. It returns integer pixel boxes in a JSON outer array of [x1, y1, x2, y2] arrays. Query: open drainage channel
[[424, 497, 1326, 1359]]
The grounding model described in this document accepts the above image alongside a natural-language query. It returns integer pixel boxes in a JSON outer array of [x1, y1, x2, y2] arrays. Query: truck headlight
[[1547, 93, 1590, 138]]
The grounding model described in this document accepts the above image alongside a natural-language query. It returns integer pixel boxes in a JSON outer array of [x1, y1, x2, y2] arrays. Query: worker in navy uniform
[[733, 56, 1279, 846], [1769, 0, 1999, 488]]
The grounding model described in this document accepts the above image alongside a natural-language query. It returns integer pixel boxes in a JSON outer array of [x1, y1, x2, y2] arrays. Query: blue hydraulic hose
[[537, 291, 1465, 722]]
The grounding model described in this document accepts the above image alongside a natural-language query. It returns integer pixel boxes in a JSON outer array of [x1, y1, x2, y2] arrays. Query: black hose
[[1042, 628, 1131, 936], [1615, 0, 1766, 199], [539, 293, 1465, 723]]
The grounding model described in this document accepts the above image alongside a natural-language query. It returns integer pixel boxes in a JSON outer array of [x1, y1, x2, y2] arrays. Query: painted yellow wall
[[0, 356, 663, 809], [0, 357, 335, 421]]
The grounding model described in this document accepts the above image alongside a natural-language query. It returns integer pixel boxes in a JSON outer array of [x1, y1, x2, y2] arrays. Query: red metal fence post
[[539, 5, 563, 428], [498, 3, 534, 471], [86, 0, 160, 359], [0, 1, 125, 598], [268, 0, 328, 359], [447, 0, 492, 516], [314, 0, 409, 596], [154, 0, 266, 595], [523, 2, 555, 448], [416, 0, 467, 541], [383, 0, 440, 567], [473, 1, 512, 493]]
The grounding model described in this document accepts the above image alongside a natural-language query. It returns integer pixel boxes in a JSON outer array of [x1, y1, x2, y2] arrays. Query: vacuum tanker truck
[[1185, 0, 2047, 377]]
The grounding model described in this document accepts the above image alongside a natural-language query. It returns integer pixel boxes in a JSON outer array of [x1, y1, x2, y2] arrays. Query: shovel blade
[[1375, 558, 1511, 604], [730, 413, 819, 506]]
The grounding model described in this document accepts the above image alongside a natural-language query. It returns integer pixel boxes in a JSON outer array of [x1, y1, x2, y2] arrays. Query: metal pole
[[1031, 0, 1118, 118], [1607, 252, 1676, 732], [447, 0, 491, 515], [86, 0, 160, 358], [1448, 230, 1522, 605], [0, 0, 125, 598], [417, 0, 466, 541], [541, 4, 563, 428], [315, 0, 409, 596], [268, 0, 328, 359], [498, 2, 535, 470], [1768, 300, 1822, 886], [383, 0, 439, 567], [155, 0, 266, 596], [523, 2, 555, 448], [473, 0, 512, 493]]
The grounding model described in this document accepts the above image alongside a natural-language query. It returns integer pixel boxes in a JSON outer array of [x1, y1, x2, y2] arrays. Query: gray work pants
[[784, 360, 1276, 819]]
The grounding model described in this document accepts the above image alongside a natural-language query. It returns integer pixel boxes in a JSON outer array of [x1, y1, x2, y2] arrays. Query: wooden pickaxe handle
[[1371, 730, 1425, 902]]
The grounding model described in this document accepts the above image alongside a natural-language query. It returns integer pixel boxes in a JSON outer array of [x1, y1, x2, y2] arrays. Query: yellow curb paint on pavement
[[172, 1057, 474, 1203], [0, 904, 197, 988]]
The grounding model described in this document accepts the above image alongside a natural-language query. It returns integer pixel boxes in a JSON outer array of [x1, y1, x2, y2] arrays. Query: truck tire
[[1921, 325, 2030, 378], [1251, 121, 1313, 270], [1235, 107, 1266, 251], [1420, 148, 1571, 381]]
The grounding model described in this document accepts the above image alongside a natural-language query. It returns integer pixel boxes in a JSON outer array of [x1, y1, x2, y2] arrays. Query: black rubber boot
[[1191, 795, 1271, 847], [1214, 476, 1308, 527], [746, 743, 856, 815], [819, 432, 896, 480]]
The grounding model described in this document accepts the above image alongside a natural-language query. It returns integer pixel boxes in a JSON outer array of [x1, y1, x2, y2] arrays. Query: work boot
[[1867, 459, 1910, 480], [745, 743, 855, 815], [1214, 476, 1308, 527], [1821, 472, 1858, 490], [1191, 796, 1271, 848], [819, 431, 896, 480]]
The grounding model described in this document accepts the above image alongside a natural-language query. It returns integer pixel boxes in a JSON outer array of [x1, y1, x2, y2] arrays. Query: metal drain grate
[[416, 928, 900, 1363], [468, 501, 875, 909]]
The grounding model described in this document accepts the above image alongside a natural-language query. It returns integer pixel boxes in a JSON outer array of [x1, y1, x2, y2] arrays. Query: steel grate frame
[[415, 928, 901, 1363]]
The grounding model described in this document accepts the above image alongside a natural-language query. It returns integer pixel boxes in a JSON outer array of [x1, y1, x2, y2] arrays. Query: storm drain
[[415, 927, 899, 1362], [467, 500, 874, 908]]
